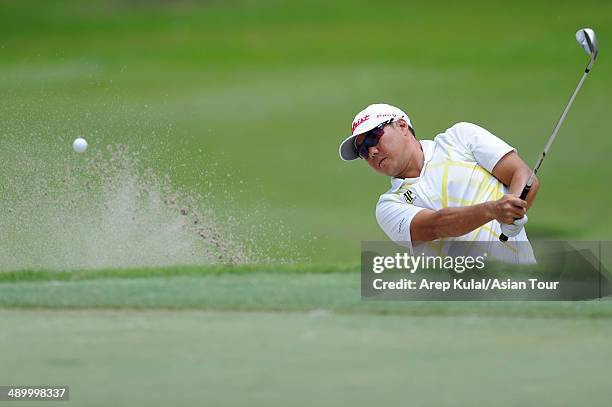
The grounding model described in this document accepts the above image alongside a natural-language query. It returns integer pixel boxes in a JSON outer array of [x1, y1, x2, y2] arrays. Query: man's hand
[[411, 194, 526, 242], [487, 195, 527, 224], [500, 215, 528, 238], [410, 194, 528, 242]]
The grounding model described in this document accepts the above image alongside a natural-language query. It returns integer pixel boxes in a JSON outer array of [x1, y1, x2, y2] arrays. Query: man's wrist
[[481, 201, 496, 222]]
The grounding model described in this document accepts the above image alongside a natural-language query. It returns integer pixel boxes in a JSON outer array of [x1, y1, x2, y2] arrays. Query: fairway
[[2, 308, 612, 407], [2, 265, 612, 317], [3, 267, 612, 406]]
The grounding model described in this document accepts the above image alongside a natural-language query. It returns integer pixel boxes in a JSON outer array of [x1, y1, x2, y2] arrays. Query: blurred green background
[[1, 0, 611, 263], [2, 2, 612, 406]]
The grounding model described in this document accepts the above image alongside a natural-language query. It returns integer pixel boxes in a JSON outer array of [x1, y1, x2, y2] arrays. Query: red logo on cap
[[352, 115, 369, 133]]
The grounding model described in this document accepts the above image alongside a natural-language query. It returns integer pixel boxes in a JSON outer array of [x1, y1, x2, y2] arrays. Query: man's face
[[355, 119, 416, 177]]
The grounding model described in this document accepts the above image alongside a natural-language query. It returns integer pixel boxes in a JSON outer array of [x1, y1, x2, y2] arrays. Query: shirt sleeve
[[450, 122, 516, 172], [376, 196, 425, 252]]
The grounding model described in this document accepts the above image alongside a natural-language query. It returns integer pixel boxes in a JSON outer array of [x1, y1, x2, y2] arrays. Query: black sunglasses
[[355, 119, 394, 159]]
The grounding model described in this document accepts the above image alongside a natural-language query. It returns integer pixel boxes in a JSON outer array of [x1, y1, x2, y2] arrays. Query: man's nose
[[368, 146, 379, 159]]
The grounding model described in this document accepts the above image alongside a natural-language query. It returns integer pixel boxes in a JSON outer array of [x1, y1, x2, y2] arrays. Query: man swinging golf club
[[339, 103, 538, 263], [340, 28, 598, 263]]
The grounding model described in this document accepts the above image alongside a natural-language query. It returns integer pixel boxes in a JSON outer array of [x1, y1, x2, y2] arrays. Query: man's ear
[[398, 119, 416, 138], [396, 118, 411, 136], [408, 125, 416, 138]]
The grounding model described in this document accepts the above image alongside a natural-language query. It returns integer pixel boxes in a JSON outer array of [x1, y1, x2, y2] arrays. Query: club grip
[[499, 184, 531, 242]]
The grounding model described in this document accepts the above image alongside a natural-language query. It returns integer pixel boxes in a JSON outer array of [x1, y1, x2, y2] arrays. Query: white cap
[[339, 103, 412, 161]]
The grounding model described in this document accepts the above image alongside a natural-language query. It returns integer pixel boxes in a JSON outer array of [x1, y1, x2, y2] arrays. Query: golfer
[[339, 103, 539, 263]]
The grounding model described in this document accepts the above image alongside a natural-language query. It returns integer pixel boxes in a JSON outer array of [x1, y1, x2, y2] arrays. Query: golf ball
[[73, 137, 88, 153]]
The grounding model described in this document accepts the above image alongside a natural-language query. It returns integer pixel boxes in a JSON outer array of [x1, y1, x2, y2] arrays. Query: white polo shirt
[[376, 122, 535, 263]]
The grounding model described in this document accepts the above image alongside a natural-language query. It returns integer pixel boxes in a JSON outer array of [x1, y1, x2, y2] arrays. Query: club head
[[576, 28, 598, 60]]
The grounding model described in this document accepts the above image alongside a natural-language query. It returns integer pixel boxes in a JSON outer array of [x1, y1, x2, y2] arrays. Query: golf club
[[500, 28, 599, 241]]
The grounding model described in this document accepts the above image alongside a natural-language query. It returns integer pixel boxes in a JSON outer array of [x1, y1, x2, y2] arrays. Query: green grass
[[1, 264, 612, 318], [3, 309, 612, 407], [1, 0, 612, 262], [3, 266, 612, 406]]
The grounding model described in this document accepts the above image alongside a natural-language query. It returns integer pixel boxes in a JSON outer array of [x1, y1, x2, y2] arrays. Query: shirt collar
[[390, 140, 434, 192]]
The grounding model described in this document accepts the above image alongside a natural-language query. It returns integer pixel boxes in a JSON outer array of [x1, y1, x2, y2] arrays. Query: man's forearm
[[411, 195, 527, 242], [508, 167, 539, 210], [491, 151, 540, 210], [430, 202, 495, 238]]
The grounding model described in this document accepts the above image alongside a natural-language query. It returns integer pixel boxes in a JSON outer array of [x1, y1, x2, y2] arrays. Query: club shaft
[[532, 69, 590, 180], [499, 64, 592, 242]]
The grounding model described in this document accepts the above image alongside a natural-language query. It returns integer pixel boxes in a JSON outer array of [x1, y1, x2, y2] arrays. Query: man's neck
[[396, 142, 425, 179]]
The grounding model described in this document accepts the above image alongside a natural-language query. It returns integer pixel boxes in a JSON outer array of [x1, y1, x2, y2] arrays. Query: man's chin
[[372, 158, 397, 176], [378, 158, 391, 173], [379, 165, 397, 177]]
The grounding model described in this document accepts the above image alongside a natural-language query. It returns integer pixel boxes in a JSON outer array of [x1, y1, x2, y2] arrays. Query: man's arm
[[410, 151, 537, 242], [454, 123, 540, 208], [491, 151, 539, 209], [410, 195, 527, 242]]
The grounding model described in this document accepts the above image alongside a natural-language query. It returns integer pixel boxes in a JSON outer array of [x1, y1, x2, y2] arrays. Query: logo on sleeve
[[403, 190, 416, 204]]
